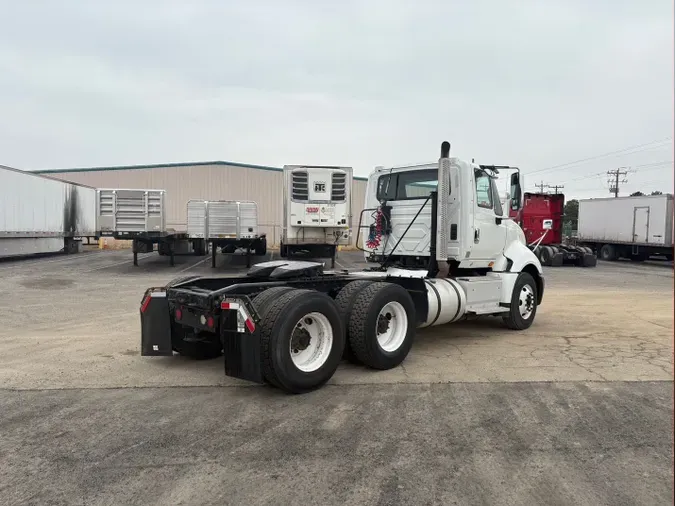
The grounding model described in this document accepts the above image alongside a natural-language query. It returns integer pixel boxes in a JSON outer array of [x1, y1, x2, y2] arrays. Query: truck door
[[632, 207, 650, 243], [470, 169, 507, 263]]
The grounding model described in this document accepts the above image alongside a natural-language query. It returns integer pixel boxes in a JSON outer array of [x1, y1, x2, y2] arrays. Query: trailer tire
[[599, 244, 617, 261], [502, 272, 538, 330], [347, 282, 416, 370], [254, 238, 267, 256], [260, 289, 345, 394], [334, 280, 375, 364]]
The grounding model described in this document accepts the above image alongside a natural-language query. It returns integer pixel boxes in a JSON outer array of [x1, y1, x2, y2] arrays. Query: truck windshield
[[376, 168, 442, 201]]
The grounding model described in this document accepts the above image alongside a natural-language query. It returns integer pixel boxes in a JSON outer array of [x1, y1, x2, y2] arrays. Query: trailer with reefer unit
[[97, 188, 202, 266], [186, 199, 267, 268], [509, 192, 596, 267], [280, 164, 352, 268], [1, 164, 96, 258], [577, 194, 674, 261], [139, 141, 545, 394]]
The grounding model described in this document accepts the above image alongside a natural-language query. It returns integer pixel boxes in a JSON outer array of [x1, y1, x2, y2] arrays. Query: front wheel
[[502, 272, 538, 330]]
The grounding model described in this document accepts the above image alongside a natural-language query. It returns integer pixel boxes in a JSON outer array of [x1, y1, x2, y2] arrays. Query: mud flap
[[581, 253, 597, 267], [222, 312, 264, 384], [551, 252, 564, 267], [140, 291, 174, 356]]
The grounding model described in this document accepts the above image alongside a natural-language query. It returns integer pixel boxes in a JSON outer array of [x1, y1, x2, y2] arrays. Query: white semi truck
[[139, 142, 544, 394], [279, 164, 352, 268]]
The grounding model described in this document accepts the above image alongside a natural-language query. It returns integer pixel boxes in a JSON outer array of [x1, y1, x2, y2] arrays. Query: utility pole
[[535, 180, 547, 193], [607, 168, 628, 197], [546, 184, 564, 194]]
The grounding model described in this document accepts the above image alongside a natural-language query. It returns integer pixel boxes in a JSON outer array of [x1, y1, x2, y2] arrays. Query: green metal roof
[[32, 160, 368, 181]]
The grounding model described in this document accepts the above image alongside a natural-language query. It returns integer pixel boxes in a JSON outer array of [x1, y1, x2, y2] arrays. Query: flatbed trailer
[[139, 142, 545, 394], [187, 199, 267, 268]]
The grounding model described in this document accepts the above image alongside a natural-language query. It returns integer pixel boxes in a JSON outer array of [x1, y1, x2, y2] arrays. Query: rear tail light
[[140, 295, 151, 313], [175, 308, 183, 321], [206, 316, 215, 328]]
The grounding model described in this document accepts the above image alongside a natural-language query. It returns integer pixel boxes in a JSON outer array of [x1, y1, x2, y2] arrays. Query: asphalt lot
[[0, 247, 673, 505]]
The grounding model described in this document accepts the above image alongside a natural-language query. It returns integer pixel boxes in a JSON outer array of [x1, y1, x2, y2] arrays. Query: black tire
[[538, 246, 551, 266], [250, 286, 298, 387], [334, 280, 375, 364], [254, 238, 267, 256], [347, 282, 416, 370], [252, 286, 296, 316], [172, 330, 222, 360], [502, 272, 538, 330], [260, 289, 345, 394], [599, 244, 616, 261]]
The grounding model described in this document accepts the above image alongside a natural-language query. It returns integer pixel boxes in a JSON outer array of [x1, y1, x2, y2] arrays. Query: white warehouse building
[[34, 161, 369, 247]]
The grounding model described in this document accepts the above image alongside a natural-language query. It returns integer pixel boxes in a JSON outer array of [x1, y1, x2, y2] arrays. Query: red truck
[[509, 192, 596, 267]]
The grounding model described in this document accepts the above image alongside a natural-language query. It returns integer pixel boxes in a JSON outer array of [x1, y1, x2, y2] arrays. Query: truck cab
[[362, 151, 538, 277]]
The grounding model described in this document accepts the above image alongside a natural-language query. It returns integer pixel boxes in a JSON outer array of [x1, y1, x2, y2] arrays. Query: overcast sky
[[1, 1, 672, 198]]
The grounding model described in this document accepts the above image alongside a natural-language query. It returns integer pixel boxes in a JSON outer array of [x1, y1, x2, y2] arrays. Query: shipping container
[[0, 165, 96, 258], [96, 188, 167, 237], [578, 194, 674, 261]]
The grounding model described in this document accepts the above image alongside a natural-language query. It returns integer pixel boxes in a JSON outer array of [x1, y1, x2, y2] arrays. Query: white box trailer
[[187, 200, 267, 268], [0, 164, 96, 258], [578, 194, 674, 261], [281, 165, 353, 267]]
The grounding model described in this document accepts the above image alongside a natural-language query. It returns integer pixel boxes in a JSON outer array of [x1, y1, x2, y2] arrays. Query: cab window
[[475, 170, 493, 209], [377, 168, 446, 201]]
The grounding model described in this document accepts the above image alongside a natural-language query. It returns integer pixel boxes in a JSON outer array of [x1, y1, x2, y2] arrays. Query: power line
[[527, 137, 673, 177]]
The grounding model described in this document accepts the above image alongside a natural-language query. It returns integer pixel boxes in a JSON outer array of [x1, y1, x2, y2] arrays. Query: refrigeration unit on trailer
[[509, 192, 596, 267], [577, 194, 674, 261], [139, 141, 545, 394], [280, 165, 352, 267], [186, 199, 267, 268], [97, 188, 198, 266], [1, 164, 96, 258]]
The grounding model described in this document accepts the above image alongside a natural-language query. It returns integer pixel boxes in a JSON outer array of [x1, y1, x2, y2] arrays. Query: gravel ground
[[0, 248, 672, 505]]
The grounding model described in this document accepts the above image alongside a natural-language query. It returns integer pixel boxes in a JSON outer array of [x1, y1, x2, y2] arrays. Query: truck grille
[[292, 171, 309, 201], [331, 172, 346, 201]]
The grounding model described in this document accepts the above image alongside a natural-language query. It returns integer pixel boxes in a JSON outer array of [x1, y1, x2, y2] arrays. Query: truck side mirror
[[509, 173, 522, 210]]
